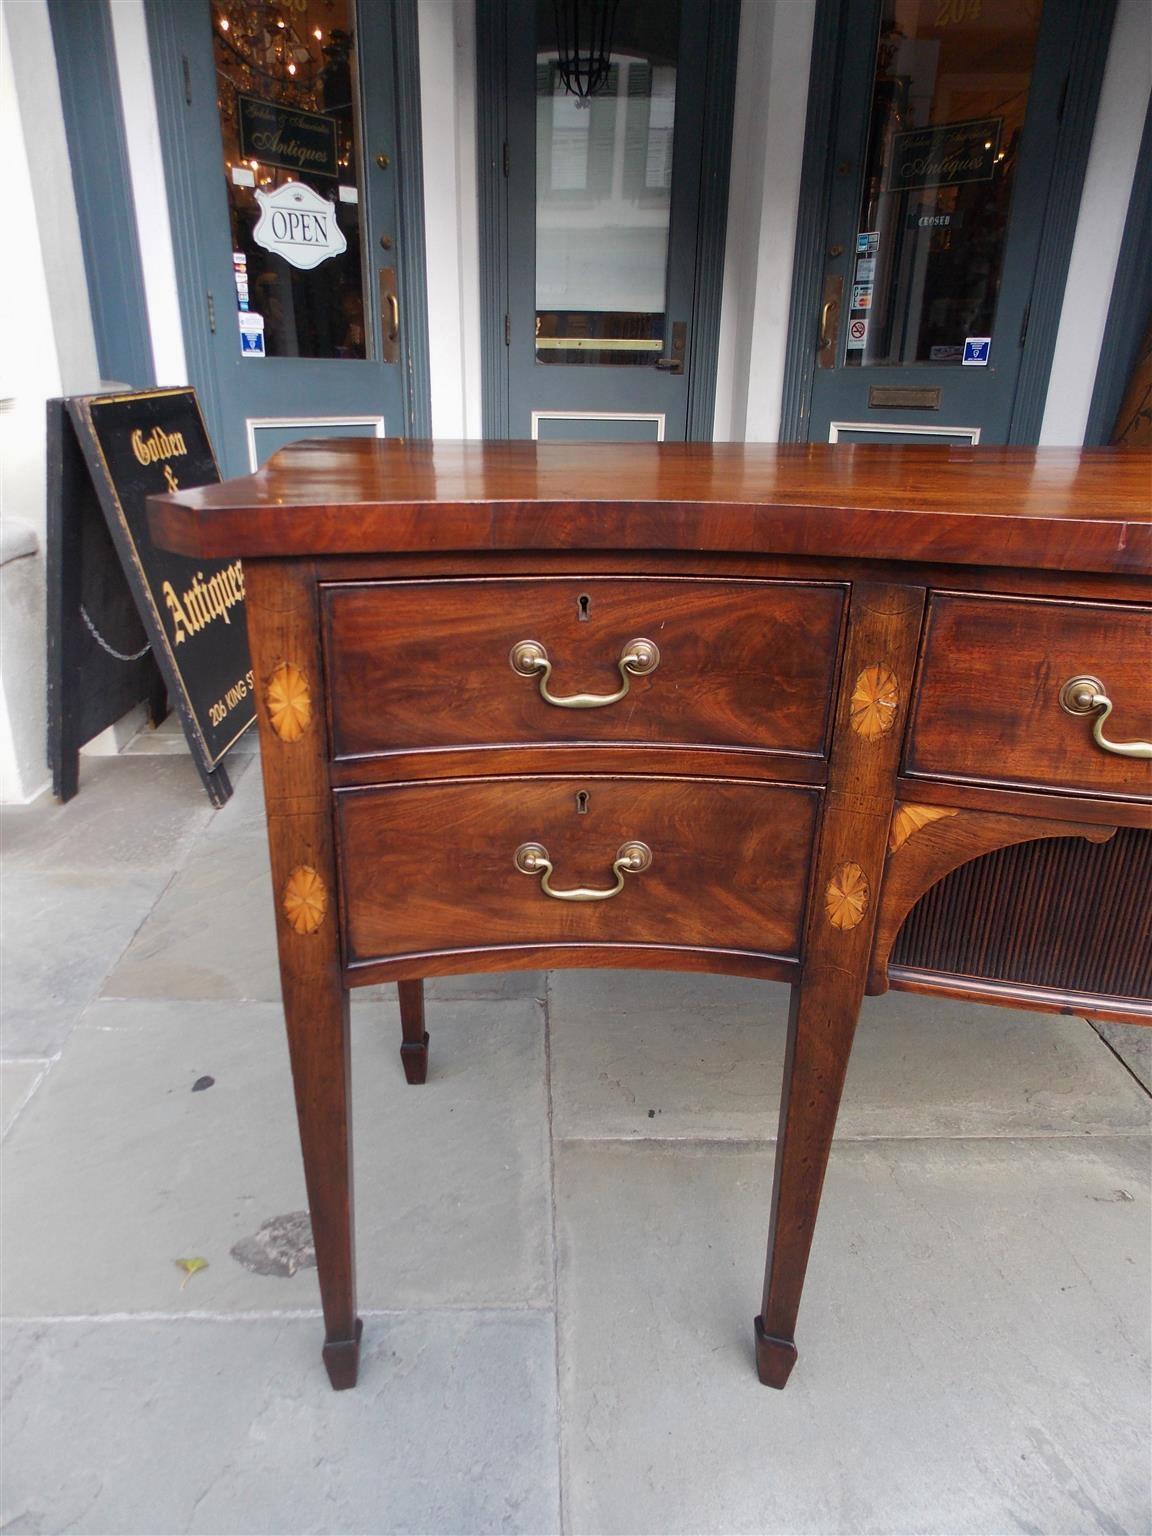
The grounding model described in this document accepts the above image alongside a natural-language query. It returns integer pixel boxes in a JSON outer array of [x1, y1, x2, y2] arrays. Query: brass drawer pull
[[1059, 676, 1152, 759], [514, 840, 652, 901], [509, 637, 659, 708]]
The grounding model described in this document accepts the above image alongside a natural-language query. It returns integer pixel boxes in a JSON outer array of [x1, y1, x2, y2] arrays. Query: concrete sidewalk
[[2, 749, 1149, 1535]]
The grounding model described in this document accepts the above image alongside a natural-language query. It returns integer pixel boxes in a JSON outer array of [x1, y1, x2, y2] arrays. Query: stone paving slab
[[1, 869, 174, 1058], [1, 995, 552, 1316], [548, 969, 1152, 1141], [0, 754, 248, 875], [554, 1135, 1150, 1536], [1093, 1019, 1152, 1092], [0, 1311, 560, 1535], [101, 825, 280, 1002], [0, 1060, 48, 1137]]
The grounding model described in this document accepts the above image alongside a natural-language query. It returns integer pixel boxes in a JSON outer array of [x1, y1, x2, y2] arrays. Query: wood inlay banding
[[283, 865, 328, 934], [849, 665, 900, 741], [266, 663, 312, 742], [824, 862, 871, 931]]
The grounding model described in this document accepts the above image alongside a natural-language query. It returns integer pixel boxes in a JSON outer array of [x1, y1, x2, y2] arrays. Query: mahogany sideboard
[[150, 441, 1152, 1392]]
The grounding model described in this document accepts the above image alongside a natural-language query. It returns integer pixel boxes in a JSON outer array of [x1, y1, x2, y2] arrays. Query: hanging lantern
[[552, 0, 619, 101]]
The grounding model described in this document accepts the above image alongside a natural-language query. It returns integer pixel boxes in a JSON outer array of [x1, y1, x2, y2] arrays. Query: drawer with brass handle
[[904, 593, 1152, 798], [321, 577, 845, 761], [335, 776, 819, 972]]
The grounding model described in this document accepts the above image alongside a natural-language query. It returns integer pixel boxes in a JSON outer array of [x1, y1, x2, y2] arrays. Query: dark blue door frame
[[144, 0, 431, 471], [779, 0, 1118, 445]]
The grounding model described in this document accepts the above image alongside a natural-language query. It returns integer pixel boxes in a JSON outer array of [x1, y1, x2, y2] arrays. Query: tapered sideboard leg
[[755, 580, 927, 1388], [397, 979, 429, 1085], [244, 559, 363, 1390], [755, 979, 861, 1388], [282, 979, 362, 1390]]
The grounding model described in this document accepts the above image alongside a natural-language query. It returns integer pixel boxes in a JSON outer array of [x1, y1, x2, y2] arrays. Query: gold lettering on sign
[[161, 561, 246, 644], [283, 866, 327, 935], [131, 426, 188, 465], [825, 862, 870, 932]]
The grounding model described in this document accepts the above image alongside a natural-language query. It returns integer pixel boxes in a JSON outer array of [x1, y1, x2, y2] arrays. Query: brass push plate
[[868, 386, 941, 410], [378, 267, 399, 364]]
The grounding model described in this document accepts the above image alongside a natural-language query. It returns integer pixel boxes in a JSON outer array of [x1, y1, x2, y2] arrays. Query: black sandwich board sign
[[48, 388, 255, 806]]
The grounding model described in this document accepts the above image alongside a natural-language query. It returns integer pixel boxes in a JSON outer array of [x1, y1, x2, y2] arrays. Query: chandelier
[[552, 0, 619, 101]]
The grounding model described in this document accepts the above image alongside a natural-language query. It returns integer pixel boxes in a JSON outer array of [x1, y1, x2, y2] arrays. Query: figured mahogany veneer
[[337, 776, 818, 970], [322, 576, 845, 761], [148, 441, 1152, 1396], [906, 593, 1152, 798]]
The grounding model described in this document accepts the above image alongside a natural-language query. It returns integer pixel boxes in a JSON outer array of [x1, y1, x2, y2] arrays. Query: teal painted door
[[805, 0, 1081, 446], [503, 0, 730, 442], [158, 0, 412, 474]]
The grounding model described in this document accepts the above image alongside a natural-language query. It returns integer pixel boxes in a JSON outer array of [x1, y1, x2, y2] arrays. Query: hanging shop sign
[[61, 390, 255, 803], [886, 117, 1001, 193], [253, 181, 347, 270], [237, 93, 339, 179]]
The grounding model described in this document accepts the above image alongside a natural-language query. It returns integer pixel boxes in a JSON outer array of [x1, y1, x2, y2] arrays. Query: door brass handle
[[819, 297, 840, 351], [387, 293, 400, 342], [1059, 676, 1152, 759], [509, 637, 659, 708], [514, 841, 652, 901]]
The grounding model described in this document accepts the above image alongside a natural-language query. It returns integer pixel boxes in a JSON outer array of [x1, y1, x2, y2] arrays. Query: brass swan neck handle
[[509, 638, 659, 709], [1059, 675, 1152, 759], [514, 841, 652, 902]]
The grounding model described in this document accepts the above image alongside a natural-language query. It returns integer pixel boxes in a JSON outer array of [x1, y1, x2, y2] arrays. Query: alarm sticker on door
[[239, 311, 265, 358], [846, 316, 869, 349], [963, 336, 991, 366]]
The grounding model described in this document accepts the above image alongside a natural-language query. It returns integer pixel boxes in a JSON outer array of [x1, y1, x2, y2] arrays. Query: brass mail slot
[[868, 386, 941, 410]]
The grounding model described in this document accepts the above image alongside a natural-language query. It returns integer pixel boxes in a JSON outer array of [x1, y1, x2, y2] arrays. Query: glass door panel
[[534, 0, 679, 367], [845, 0, 1044, 371], [213, 0, 368, 361]]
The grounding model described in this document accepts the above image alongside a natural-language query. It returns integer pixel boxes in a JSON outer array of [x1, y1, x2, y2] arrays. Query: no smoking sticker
[[846, 316, 868, 349]]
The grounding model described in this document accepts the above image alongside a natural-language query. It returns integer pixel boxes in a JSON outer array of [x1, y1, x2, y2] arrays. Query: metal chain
[[79, 604, 151, 662]]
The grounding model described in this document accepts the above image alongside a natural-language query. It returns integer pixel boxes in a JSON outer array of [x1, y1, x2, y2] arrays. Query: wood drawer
[[337, 776, 819, 966], [321, 577, 845, 760], [904, 593, 1152, 799]]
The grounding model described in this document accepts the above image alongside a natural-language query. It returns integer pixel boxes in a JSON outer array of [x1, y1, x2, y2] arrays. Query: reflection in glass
[[213, 0, 366, 360], [535, 0, 678, 366], [846, 0, 1043, 369]]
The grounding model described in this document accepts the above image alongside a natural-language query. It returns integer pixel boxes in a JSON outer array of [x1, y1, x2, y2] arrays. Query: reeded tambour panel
[[892, 828, 1152, 1004]]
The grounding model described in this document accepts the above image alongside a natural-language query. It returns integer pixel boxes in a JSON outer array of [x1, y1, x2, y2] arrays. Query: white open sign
[[252, 183, 347, 271]]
